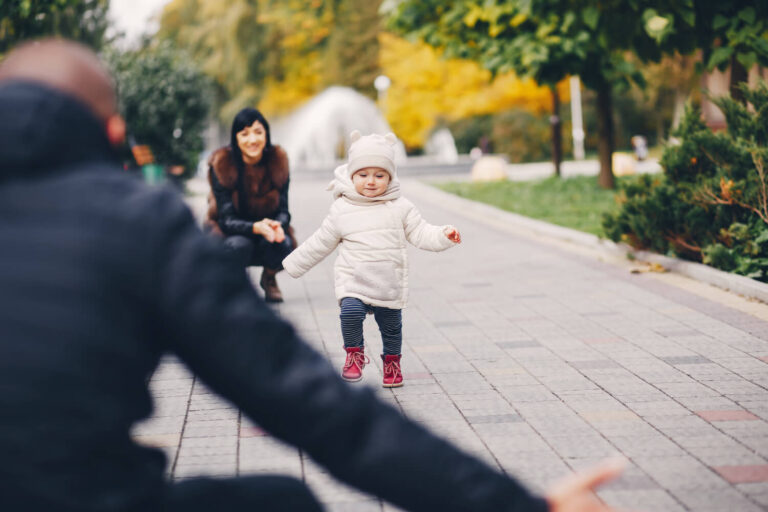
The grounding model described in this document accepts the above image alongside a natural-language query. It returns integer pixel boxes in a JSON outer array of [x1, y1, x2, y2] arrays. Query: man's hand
[[546, 458, 626, 512], [444, 226, 461, 244]]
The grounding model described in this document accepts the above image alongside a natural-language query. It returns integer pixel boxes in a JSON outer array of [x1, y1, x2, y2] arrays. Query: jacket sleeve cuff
[[282, 254, 301, 278], [439, 225, 458, 250]]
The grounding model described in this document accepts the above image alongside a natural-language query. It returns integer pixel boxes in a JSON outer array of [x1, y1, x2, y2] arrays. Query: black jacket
[[0, 81, 549, 512]]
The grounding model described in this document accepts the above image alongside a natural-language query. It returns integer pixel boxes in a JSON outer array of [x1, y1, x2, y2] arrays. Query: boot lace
[[344, 351, 369, 371], [383, 359, 401, 380]]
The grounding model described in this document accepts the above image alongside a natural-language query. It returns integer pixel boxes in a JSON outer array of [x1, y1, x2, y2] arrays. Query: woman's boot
[[260, 268, 284, 303]]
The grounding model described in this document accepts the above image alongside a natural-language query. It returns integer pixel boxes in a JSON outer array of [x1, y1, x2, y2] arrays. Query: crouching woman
[[204, 108, 296, 302]]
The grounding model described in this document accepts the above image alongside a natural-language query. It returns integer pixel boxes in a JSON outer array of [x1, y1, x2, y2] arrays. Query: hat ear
[[349, 130, 362, 142], [384, 132, 397, 145]]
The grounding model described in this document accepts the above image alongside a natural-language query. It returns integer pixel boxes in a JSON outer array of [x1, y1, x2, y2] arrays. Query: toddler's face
[[352, 167, 391, 197]]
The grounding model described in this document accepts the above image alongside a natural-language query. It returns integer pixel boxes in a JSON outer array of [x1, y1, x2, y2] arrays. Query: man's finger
[[566, 458, 626, 492]]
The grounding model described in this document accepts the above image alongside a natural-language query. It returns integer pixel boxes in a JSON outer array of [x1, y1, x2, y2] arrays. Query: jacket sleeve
[[282, 210, 340, 278], [274, 176, 291, 228], [210, 168, 254, 236], [145, 189, 549, 512], [402, 199, 456, 252]]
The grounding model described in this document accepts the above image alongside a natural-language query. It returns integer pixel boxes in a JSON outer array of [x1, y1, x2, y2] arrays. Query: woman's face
[[236, 120, 267, 164], [352, 167, 391, 197]]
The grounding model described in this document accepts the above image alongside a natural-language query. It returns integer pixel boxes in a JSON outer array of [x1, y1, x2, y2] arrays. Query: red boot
[[341, 347, 368, 382], [382, 354, 404, 388]]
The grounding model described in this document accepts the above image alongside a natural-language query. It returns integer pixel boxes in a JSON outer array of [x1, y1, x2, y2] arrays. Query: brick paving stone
[[672, 487, 764, 512], [661, 355, 713, 365], [696, 410, 760, 421], [598, 489, 687, 511], [739, 436, 768, 458], [465, 414, 523, 424], [736, 482, 768, 507], [688, 445, 766, 466], [716, 420, 768, 437]]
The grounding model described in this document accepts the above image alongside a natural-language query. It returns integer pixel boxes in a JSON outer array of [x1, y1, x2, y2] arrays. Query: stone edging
[[408, 179, 768, 305]]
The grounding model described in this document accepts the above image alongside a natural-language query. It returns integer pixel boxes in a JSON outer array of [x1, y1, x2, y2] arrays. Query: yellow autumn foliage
[[160, 0, 570, 149], [258, 54, 325, 117], [379, 33, 569, 148]]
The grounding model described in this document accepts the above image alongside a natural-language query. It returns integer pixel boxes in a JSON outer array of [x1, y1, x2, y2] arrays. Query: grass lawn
[[437, 175, 634, 236]]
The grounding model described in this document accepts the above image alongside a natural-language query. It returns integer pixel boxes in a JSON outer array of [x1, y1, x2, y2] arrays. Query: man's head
[[0, 38, 125, 146]]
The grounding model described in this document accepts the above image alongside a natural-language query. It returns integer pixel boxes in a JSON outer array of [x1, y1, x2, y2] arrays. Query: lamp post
[[570, 76, 586, 161], [374, 74, 391, 110]]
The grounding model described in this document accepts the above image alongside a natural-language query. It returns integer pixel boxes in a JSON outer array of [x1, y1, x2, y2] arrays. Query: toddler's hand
[[444, 226, 461, 244]]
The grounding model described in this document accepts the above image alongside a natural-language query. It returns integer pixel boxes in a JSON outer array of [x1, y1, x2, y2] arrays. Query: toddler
[[282, 131, 460, 387]]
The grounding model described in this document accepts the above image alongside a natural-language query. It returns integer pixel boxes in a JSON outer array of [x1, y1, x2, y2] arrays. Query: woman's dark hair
[[230, 107, 274, 164], [229, 108, 274, 217]]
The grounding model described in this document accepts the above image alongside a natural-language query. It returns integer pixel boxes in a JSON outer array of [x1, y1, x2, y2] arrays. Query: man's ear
[[106, 114, 126, 146]]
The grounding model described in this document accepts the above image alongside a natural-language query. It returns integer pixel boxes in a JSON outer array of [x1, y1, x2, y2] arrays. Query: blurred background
[[5, 0, 765, 180]]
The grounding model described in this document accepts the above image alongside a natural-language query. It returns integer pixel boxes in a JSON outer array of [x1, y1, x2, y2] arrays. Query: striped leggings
[[339, 297, 402, 355]]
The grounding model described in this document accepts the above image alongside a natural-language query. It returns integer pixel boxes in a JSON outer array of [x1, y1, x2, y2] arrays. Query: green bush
[[603, 81, 768, 281], [446, 114, 492, 154], [106, 42, 212, 175], [447, 108, 572, 163]]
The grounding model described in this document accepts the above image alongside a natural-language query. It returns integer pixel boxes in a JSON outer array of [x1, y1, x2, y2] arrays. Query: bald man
[[0, 39, 624, 512]]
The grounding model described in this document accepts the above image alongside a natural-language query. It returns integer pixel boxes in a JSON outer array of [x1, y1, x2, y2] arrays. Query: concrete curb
[[407, 179, 768, 305]]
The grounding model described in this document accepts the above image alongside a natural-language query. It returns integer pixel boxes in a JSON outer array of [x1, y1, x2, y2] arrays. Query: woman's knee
[[261, 236, 294, 269], [223, 235, 254, 267]]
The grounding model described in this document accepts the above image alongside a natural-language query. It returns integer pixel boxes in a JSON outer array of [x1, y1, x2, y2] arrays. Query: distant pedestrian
[[204, 107, 295, 302], [283, 131, 461, 387]]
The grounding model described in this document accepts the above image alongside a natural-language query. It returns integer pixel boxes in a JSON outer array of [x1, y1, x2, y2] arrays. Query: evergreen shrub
[[603, 82, 768, 281]]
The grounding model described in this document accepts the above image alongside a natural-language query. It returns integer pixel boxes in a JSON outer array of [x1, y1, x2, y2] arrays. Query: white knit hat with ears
[[347, 130, 398, 178]]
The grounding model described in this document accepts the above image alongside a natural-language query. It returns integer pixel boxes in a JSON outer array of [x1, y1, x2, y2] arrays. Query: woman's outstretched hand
[[444, 226, 461, 244], [546, 458, 627, 512], [253, 219, 285, 243]]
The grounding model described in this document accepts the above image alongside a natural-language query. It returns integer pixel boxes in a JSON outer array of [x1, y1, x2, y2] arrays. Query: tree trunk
[[550, 86, 562, 177], [671, 89, 687, 131], [730, 55, 747, 104], [596, 82, 615, 189]]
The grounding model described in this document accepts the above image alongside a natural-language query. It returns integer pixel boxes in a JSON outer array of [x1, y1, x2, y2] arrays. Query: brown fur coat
[[205, 144, 296, 248]]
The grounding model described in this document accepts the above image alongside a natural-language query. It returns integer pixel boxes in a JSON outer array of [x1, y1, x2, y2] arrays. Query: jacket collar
[[0, 80, 118, 180], [327, 163, 401, 206]]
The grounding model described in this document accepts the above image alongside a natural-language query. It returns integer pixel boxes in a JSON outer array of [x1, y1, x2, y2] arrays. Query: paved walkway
[[136, 176, 768, 511]]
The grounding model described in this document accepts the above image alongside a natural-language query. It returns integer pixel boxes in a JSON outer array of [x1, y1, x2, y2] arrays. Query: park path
[[135, 175, 768, 511]]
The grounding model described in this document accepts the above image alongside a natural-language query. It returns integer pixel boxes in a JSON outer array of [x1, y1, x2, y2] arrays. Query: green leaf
[[679, 8, 695, 27], [708, 46, 734, 70], [713, 14, 729, 31], [739, 7, 756, 25], [737, 51, 757, 71], [754, 229, 768, 244], [561, 11, 576, 32], [582, 7, 599, 30]]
